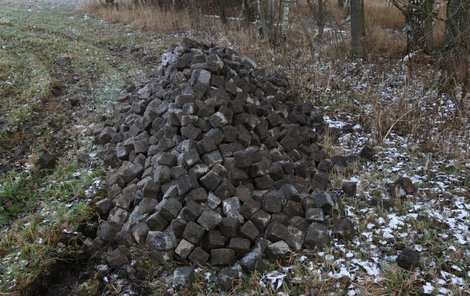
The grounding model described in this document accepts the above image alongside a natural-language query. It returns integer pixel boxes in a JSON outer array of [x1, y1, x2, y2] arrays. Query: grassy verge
[[0, 1, 173, 293], [0, 2, 168, 171], [0, 159, 105, 294]]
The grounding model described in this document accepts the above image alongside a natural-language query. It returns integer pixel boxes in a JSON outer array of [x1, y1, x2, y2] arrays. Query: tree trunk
[[351, 0, 365, 57], [258, 0, 270, 41], [317, 0, 325, 40], [218, 0, 228, 24], [444, 0, 470, 91], [423, 0, 435, 51], [445, 0, 470, 51], [306, 0, 324, 42], [392, 0, 436, 53], [268, 0, 276, 26], [281, 0, 290, 38], [242, 0, 256, 26], [405, 0, 431, 52], [188, 0, 199, 29]]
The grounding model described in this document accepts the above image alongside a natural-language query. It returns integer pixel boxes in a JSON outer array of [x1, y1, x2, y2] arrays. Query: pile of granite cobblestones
[[92, 38, 358, 286]]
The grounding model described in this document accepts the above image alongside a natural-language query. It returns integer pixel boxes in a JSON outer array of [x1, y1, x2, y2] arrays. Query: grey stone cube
[[188, 247, 210, 265], [250, 210, 271, 231], [239, 220, 260, 242], [239, 198, 261, 219], [240, 252, 264, 273], [175, 239, 195, 259], [197, 208, 223, 231], [159, 198, 182, 221], [211, 248, 236, 266], [266, 241, 292, 259], [305, 208, 325, 222], [304, 222, 330, 249], [205, 230, 226, 250], [200, 171, 222, 191], [182, 221, 206, 245], [219, 217, 241, 238], [131, 222, 150, 244], [229, 237, 251, 256], [173, 266, 195, 288], [146, 231, 177, 251], [264, 222, 289, 242]]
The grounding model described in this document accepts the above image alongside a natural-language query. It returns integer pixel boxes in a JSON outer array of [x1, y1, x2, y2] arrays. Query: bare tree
[[339, 0, 351, 14], [218, 0, 228, 24], [188, 0, 199, 29], [443, 0, 470, 99], [306, 0, 325, 41], [392, 0, 438, 53], [281, 0, 290, 39], [242, 0, 256, 26], [445, 0, 470, 53], [257, 0, 270, 41], [252, 0, 293, 44], [350, 0, 365, 57], [317, 0, 325, 40]]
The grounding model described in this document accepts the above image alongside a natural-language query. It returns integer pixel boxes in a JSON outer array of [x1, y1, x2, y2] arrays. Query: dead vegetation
[[80, 2, 468, 296], [1, 0, 467, 294], [85, 0, 468, 160]]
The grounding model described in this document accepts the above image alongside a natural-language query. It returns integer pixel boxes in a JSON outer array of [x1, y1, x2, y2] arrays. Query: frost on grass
[[314, 113, 467, 293], [253, 106, 468, 295]]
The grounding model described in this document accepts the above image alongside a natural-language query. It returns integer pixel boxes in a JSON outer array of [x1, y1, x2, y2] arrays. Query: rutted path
[[0, 0, 173, 294], [2, 0, 87, 8], [0, 0, 169, 172]]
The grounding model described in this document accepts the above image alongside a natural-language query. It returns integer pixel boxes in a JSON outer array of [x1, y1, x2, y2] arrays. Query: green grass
[[0, 156, 106, 293], [0, 1, 174, 293], [0, 154, 105, 226], [381, 265, 421, 296], [0, 2, 167, 159], [0, 0, 168, 224], [0, 172, 37, 224]]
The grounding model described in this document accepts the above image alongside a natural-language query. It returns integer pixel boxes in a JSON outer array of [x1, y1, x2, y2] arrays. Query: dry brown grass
[[84, 0, 443, 61], [365, 0, 405, 30], [324, 0, 349, 23], [363, 0, 407, 56], [361, 0, 446, 53], [83, 1, 469, 161], [365, 26, 407, 57], [84, 0, 191, 33], [430, 2, 447, 50]]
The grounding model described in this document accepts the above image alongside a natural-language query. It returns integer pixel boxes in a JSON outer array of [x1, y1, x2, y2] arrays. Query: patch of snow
[[422, 282, 434, 294], [352, 259, 381, 277]]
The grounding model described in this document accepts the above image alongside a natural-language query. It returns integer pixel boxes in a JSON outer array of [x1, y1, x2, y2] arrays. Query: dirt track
[[0, 0, 169, 293], [0, 0, 87, 7]]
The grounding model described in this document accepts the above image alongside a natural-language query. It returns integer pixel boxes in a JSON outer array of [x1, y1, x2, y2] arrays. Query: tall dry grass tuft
[[82, 0, 470, 163], [364, 0, 405, 30], [429, 2, 447, 50], [365, 26, 407, 57], [324, 0, 349, 23], [362, 0, 407, 56], [362, 0, 446, 53], [83, 0, 422, 61], [84, 0, 191, 33]]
